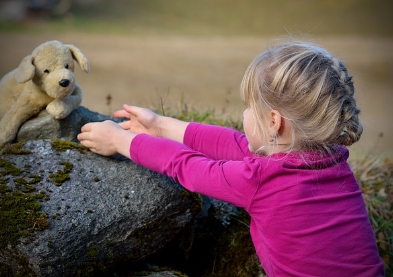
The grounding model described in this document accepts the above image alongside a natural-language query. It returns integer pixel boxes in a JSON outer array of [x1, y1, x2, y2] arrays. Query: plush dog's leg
[[46, 83, 83, 119], [0, 91, 47, 146]]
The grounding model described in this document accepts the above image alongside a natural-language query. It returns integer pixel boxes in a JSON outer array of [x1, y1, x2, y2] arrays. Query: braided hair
[[240, 41, 363, 153]]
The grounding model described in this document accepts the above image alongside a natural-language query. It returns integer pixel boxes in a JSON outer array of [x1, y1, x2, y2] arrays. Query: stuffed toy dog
[[0, 40, 89, 147]]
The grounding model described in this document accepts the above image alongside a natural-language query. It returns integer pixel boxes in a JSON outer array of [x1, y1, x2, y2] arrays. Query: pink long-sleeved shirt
[[130, 123, 385, 276]]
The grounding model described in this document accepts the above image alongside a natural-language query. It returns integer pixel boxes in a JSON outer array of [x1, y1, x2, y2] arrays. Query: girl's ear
[[269, 110, 283, 134]]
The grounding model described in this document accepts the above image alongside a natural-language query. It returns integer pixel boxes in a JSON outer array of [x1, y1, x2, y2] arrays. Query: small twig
[[106, 94, 112, 115]]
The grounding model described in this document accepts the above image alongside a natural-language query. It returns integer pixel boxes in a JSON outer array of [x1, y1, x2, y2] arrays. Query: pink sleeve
[[130, 134, 259, 208], [184, 123, 253, 160]]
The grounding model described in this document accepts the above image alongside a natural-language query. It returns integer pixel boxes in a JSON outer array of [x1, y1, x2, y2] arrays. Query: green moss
[[21, 184, 36, 193], [0, 176, 49, 272], [104, 251, 114, 261], [0, 189, 49, 249], [50, 139, 88, 152], [47, 240, 53, 248], [88, 246, 100, 261], [0, 154, 50, 276], [0, 159, 22, 176], [13, 177, 28, 185], [173, 271, 188, 277], [0, 184, 11, 193], [27, 174, 41, 185], [0, 177, 9, 184], [70, 246, 114, 277], [13, 175, 41, 193], [181, 189, 203, 216], [39, 261, 54, 268], [49, 161, 73, 186], [1, 141, 32, 155]]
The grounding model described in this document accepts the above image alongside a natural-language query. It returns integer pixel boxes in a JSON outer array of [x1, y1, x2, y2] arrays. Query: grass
[[1, 0, 392, 36], [352, 156, 393, 273], [155, 97, 243, 131], [66, 0, 393, 36]]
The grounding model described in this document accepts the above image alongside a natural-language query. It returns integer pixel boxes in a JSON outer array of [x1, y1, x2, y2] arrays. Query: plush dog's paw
[[46, 99, 72, 119], [0, 126, 13, 147], [0, 134, 7, 147]]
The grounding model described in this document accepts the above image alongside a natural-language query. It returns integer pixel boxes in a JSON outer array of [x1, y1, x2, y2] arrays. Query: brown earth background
[[0, 0, 392, 160]]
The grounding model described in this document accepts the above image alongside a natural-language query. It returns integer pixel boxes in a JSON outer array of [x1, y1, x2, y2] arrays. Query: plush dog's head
[[14, 40, 90, 99]]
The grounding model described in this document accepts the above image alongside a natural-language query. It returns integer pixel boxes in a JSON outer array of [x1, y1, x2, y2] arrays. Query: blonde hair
[[240, 41, 363, 153]]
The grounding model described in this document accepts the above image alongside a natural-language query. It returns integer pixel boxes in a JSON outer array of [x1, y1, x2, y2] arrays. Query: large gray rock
[[0, 140, 199, 276]]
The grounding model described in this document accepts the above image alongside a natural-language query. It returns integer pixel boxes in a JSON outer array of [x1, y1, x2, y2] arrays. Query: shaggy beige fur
[[0, 40, 89, 147]]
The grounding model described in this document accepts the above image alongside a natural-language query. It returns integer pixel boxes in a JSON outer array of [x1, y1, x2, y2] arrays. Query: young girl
[[77, 41, 385, 276]]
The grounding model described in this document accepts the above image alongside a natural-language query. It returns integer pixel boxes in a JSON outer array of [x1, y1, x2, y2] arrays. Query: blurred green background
[[1, 0, 391, 36], [0, 0, 392, 159]]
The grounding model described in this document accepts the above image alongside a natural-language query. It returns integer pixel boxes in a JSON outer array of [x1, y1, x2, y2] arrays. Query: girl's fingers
[[77, 133, 85, 141], [79, 138, 90, 148], [122, 103, 133, 111], [78, 136, 94, 150], [80, 122, 93, 132], [77, 129, 93, 141], [123, 104, 140, 116], [113, 109, 131, 118], [114, 104, 140, 118], [118, 121, 131, 130]]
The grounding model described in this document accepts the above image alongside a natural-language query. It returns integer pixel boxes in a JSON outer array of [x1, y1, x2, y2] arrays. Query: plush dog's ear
[[67, 44, 90, 74], [14, 55, 35, 83]]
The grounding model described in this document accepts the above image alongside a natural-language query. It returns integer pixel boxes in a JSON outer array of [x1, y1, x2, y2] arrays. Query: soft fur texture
[[0, 40, 89, 146]]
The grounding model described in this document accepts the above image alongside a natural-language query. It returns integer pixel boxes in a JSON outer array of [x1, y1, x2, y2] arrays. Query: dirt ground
[[0, 32, 392, 160]]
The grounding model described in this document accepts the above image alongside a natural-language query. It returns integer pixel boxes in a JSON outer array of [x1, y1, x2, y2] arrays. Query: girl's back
[[247, 147, 384, 276]]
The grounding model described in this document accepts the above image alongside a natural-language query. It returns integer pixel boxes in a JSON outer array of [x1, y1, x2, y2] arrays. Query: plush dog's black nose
[[59, 79, 70, 87]]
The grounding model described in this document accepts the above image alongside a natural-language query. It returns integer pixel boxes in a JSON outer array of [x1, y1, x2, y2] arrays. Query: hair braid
[[331, 58, 354, 96], [329, 57, 363, 146]]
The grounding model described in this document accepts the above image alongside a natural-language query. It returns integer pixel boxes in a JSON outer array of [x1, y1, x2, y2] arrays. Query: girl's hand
[[114, 104, 162, 137], [114, 103, 189, 144], [77, 120, 135, 158]]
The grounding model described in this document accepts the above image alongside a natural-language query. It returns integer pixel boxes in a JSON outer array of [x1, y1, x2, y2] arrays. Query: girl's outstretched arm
[[114, 104, 189, 144]]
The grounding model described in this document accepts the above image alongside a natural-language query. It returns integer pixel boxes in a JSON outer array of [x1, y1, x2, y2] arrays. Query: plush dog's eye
[[44, 69, 50, 74], [65, 64, 69, 69]]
